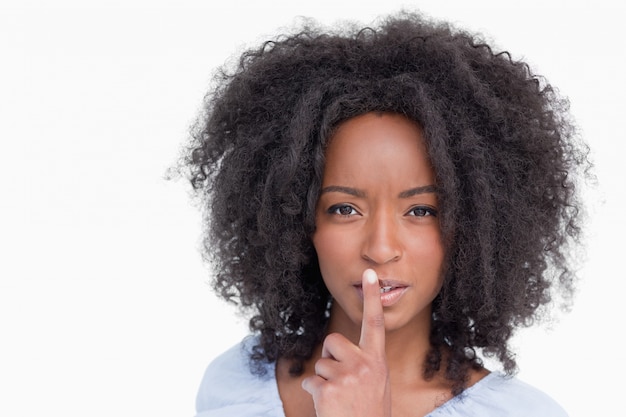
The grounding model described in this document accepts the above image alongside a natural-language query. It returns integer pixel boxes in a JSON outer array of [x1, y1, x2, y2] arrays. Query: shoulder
[[194, 336, 283, 417], [429, 372, 568, 417]]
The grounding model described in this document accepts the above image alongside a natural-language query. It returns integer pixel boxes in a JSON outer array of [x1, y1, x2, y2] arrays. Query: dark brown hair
[[183, 12, 589, 393]]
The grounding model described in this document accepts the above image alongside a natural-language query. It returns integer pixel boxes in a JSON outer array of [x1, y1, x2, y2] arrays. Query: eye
[[407, 206, 438, 218], [328, 204, 359, 217]]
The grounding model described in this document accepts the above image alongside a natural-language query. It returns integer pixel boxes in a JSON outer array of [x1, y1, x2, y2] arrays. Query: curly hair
[[183, 12, 589, 393]]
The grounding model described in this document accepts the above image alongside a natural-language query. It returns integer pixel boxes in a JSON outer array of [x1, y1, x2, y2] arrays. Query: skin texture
[[301, 269, 391, 417], [185, 12, 589, 397], [306, 113, 445, 416], [312, 113, 443, 338], [280, 113, 484, 417]]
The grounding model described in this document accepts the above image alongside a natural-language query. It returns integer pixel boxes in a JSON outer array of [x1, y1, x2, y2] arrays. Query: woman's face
[[313, 112, 444, 334]]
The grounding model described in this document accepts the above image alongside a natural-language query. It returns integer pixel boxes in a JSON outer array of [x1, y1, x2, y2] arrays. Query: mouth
[[353, 280, 409, 307], [379, 285, 395, 294]]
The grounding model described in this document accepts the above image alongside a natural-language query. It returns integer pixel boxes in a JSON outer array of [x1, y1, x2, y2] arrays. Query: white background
[[1, 0, 624, 415]]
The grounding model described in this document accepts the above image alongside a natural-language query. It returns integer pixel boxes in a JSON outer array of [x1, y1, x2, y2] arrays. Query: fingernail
[[365, 269, 377, 285]]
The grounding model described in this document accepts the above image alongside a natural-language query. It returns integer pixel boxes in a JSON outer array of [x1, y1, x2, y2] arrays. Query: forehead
[[328, 111, 425, 148], [322, 112, 432, 181], [318, 113, 437, 198]]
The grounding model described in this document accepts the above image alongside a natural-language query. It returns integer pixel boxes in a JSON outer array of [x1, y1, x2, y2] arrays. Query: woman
[[184, 12, 588, 417]]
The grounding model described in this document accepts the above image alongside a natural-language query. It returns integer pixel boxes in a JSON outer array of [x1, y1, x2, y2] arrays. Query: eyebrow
[[319, 185, 366, 198], [320, 185, 438, 198], [397, 185, 438, 198]]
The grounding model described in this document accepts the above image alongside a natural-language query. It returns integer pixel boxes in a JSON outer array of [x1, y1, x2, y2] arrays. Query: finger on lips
[[302, 268, 388, 399], [359, 268, 386, 355]]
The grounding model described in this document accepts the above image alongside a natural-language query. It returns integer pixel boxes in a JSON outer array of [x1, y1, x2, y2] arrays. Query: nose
[[361, 209, 402, 265]]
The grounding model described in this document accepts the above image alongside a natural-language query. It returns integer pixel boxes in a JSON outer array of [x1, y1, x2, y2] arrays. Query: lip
[[353, 280, 410, 308]]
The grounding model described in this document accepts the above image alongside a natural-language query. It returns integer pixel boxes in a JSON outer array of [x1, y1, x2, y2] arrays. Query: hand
[[302, 269, 391, 417]]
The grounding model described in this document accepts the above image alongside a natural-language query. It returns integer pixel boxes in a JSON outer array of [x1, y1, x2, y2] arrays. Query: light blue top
[[195, 336, 568, 417]]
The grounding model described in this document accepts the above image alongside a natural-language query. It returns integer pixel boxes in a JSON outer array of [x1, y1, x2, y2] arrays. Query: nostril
[[361, 250, 402, 265]]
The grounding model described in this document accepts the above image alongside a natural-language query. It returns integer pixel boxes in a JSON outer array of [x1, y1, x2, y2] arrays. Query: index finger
[[358, 269, 386, 355]]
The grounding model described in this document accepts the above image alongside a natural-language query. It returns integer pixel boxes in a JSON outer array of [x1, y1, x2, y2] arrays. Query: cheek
[[425, 236, 445, 265], [312, 228, 340, 268], [407, 231, 446, 272], [312, 225, 355, 280]]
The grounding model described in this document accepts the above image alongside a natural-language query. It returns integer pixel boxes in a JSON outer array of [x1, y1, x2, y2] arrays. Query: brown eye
[[407, 206, 438, 217], [328, 204, 358, 217]]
